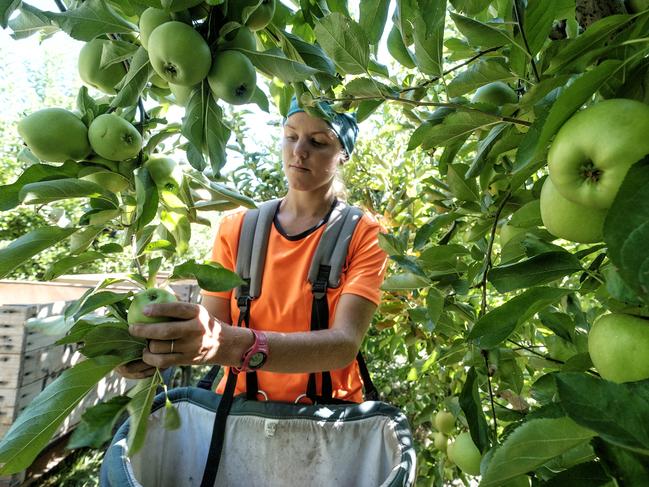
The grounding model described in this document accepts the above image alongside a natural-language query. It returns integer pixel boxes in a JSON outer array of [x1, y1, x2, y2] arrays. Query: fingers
[[129, 321, 190, 340], [115, 360, 157, 380], [142, 347, 183, 369], [140, 302, 200, 321]]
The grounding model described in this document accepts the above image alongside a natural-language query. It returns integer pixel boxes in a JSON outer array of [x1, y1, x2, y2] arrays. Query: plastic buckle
[[311, 278, 328, 296]]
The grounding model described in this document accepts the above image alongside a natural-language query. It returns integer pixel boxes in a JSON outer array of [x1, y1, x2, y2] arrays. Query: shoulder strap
[[235, 199, 281, 300], [307, 201, 364, 295]]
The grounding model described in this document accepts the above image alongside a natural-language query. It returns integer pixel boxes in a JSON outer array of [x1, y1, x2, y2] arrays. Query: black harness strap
[[200, 282, 252, 487]]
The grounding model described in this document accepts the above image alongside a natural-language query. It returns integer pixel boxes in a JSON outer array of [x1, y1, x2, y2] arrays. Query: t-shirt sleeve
[[201, 211, 244, 299], [340, 215, 388, 306]]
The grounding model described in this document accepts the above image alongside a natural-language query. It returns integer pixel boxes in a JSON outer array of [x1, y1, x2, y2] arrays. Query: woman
[[120, 98, 388, 403]]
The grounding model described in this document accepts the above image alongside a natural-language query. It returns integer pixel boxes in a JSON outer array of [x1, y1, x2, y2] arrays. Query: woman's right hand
[[115, 359, 157, 379]]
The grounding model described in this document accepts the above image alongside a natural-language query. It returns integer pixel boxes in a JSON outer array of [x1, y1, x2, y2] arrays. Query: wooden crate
[[0, 277, 201, 486]]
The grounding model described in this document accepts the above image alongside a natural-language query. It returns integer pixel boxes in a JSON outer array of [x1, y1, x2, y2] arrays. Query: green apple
[[386, 25, 416, 69], [78, 39, 127, 95], [218, 26, 256, 51], [548, 99, 649, 209], [208, 50, 257, 105], [540, 177, 607, 243], [169, 82, 197, 106], [628, 0, 649, 12], [434, 410, 455, 434], [148, 21, 212, 86], [228, 0, 276, 31], [139, 7, 172, 50], [447, 432, 482, 476], [472, 82, 518, 112], [588, 313, 649, 383], [17, 108, 91, 162], [88, 114, 142, 161], [127, 288, 178, 325], [80, 168, 130, 193], [144, 156, 180, 191], [150, 73, 169, 89], [433, 432, 448, 452], [135, 0, 203, 12]]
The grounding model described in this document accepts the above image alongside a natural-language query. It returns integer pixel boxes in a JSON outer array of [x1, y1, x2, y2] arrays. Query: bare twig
[[512, 0, 540, 82]]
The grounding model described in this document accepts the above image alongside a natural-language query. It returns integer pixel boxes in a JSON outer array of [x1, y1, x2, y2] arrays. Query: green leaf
[[74, 291, 132, 321], [314, 12, 370, 75], [556, 373, 649, 455], [480, 416, 596, 487], [342, 77, 396, 98], [450, 11, 512, 49], [0, 226, 77, 279], [593, 437, 649, 486], [0, 356, 122, 474], [359, 0, 390, 45], [412, 0, 446, 76], [546, 14, 634, 75], [426, 287, 445, 323], [1, 0, 21, 29], [46, 0, 136, 41], [133, 167, 159, 231], [0, 161, 80, 211], [604, 157, 649, 302], [381, 272, 431, 290], [459, 367, 490, 452], [171, 259, 245, 292], [127, 376, 160, 455], [418, 111, 496, 150], [488, 252, 582, 293], [163, 399, 181, 430], [8, 3, 57, 39], [243, 48, 320, 82], [19, 178, 114, 205], [43, 251, 107, 281], [447, 60, 516, 98], [81, 324, 145, 361], [469, 287, 571, 349], [110, 46, 151, 108], [509, 200, 542, 228], [543, 461, 611, 487], [67, 396, 131, 449], [181, 85, 231, 175], [466, 123, 508, 178], [533, 60, 623, 161], [99, 39, 137, 69], [446, 163, 479, 202]]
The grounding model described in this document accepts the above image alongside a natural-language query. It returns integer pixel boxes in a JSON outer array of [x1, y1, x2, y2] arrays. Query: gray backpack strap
[[307, 201, 364, 297], [235, 199, 281, 300]]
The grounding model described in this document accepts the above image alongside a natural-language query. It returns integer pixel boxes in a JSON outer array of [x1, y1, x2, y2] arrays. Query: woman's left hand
[[128, 302, 249, 369]]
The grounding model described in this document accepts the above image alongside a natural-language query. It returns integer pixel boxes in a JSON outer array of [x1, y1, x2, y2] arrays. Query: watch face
[[249, 351, 267, 369]]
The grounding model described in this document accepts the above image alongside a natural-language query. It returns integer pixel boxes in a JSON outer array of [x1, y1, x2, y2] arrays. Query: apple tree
[[1, 0, 649, 485]]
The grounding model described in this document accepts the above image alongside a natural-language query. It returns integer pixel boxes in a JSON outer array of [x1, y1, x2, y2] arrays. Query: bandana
[[285, 96, 359, 156]]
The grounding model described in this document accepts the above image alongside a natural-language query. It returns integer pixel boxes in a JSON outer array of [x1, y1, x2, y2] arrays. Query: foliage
[[1, 0, 649, 485]]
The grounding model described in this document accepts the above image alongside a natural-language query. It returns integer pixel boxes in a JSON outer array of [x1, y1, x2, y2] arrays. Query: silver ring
[[294, 394, 307, 404], [170, 339, 175, 354]]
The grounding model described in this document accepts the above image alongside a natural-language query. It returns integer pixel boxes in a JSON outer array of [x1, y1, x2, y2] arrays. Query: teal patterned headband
[[285, 96, 359, 156]]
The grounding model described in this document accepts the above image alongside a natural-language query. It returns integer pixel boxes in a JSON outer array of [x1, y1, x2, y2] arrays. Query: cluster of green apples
[[17, 108, 142, 167], [432, 410, 483, 477], [137, 0, 274, 106], [540, 99, 649, 244]]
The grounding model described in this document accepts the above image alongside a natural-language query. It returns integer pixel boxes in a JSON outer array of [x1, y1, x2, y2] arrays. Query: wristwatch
[[234, 329, 269, 374]]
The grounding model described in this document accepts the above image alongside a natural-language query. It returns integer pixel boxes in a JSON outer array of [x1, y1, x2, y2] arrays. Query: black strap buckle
[[311, 265, 331, 298]]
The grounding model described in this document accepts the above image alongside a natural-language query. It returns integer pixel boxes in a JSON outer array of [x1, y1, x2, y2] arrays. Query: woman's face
[[281, 112, 345, 193]]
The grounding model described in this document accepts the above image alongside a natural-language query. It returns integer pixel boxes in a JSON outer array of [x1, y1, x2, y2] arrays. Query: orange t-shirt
[[201, 205, 388, 403]]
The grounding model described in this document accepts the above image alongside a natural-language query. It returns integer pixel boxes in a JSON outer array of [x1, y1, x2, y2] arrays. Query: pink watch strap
[[234, 329, 269, 374]]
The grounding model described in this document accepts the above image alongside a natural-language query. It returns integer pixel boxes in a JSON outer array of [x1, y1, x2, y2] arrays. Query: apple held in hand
[[128, 288, 178, 325], [447, 432, 482, 476], [88, 114, 142, 161], [548, 99, 649, 209], [588, 313, 649, 383], [540, 177, 608, 243]]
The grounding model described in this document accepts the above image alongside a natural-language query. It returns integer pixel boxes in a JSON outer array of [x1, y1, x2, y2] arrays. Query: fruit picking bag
[[100, 386, 416, 487]]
